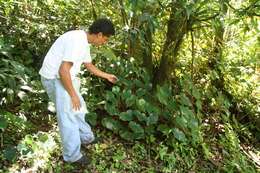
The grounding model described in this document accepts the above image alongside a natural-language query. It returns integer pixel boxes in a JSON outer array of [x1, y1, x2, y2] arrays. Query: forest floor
[[2, 113, 259, 173]]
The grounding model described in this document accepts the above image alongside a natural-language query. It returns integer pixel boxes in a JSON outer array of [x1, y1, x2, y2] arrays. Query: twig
[[190, 30, 195, 82], [0, 15, 8, 20]]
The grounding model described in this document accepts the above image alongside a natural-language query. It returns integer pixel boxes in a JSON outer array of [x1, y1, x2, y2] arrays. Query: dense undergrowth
[[0, 0, 259, 172]]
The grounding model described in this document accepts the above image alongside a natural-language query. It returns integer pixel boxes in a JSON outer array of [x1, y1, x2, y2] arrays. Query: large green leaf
[[146, 102, 160, 114], [180, 106, 194, 119], [168, 99, 178, 111], [101, 48, 117, 60], [192, 87, 201, 100], [125, 95, 136, 107], [195, 100, 202, 112], [173, 128, 187, 142], [156, 85, 170, 105], [146, 113, 158, 126], [133, 110, 147, 122], [191, 129, 200, 143], [145, 126, 155, 135], [188, 116, 199, 130], [133, 79, 144, 88], [105, 92, 117, 103], [38, 133, 49, 143], [3, 146, 17, 162], [179, 93, 192, 107], [129, 121, 144, 135], [119, 129, 134, 141], [136, 88, 146, 97], [132, 131, 145, 139], [119, 110, 133, 121], [104, 103, 118, 115], [122, 89, 132, 100], [112, 86, 120, 95], [137, 98, 146, 112], [175, 115, 188, 129], [102, 117, 121, 132]]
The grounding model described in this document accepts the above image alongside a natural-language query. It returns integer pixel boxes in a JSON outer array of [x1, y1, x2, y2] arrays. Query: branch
[[191, 24, 211, 30], [90, 0, 97, 20], [190, 30, 195, 81], [243, 0, 259, 11], [247, 12, 260, 17], [227, 1, 260, 17], [118, 0, 128, 26], [196, 13, 219, 22], [0, 15, 8, 20], [157, 0, 165, 9]]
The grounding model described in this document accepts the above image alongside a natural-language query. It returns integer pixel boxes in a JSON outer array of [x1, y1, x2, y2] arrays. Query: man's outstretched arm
[[84, 62, 117, 84]]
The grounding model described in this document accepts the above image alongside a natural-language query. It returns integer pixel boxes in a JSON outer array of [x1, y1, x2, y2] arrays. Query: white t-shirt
[[39, 30, 91, 79]]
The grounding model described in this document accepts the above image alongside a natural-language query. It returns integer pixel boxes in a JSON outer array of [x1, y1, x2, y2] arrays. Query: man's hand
[[84, 63, 118, 84], [106, 74, 118, 84], [71, 94, 81, 111], [59, 61, 81, 111]]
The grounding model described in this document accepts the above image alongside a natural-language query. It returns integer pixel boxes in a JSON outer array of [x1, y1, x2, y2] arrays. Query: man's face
[[94, 33, 109, 46]]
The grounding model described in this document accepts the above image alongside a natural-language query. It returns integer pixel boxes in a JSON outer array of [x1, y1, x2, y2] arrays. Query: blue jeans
[[41, 76, 94, 162]]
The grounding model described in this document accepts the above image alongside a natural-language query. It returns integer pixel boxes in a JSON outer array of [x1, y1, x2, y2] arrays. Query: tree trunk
[[141, 16, 153, 75], [208, 2, 228, 94], [152, 2, 188, 87]]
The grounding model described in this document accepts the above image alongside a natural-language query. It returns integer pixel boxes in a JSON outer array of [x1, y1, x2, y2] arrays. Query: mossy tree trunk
[[152, 1, 190, 86]]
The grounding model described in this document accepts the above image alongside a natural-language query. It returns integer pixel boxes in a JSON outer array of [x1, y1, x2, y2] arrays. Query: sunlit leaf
[[133, 110, 147, 122], [129, 121, 144, 135], [180, 94, 192, 107], [173, 128, 187, 142], [102, 117, 121, 132], [156, 85, 170, 105], [146, 113, 158, 125], [175, 115, 188, 129]]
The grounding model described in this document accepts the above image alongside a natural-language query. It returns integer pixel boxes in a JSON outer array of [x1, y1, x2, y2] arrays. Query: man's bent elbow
[[59, 65, 65, 77], [59, 62, 72, 77]]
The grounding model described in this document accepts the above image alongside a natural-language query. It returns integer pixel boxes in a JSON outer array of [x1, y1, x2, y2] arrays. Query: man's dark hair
[[88, 18, 115, 37]]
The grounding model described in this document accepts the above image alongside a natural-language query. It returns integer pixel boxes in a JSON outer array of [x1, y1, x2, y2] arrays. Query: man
[[39, 18, 117, 165]]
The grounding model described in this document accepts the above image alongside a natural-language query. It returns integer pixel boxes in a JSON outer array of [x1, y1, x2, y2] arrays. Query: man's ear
[[97, 32, 103, 37]]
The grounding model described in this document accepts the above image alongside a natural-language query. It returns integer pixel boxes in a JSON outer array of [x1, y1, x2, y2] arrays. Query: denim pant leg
[[73, 79, 95, 144], [41, 76, 94, 162], [76, 103, 95, 144], [55, 79, 83, 162], [55, 78, 95, 162]]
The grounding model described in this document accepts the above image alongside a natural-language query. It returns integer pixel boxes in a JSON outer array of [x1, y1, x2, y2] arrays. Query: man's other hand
[[71, 94, 81, 111]]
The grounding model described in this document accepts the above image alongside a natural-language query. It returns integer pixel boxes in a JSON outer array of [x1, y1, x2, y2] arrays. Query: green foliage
[[3, 146, 17, 162], [0, 111, 35, 168], [16, 131, 58, 168], [0, 58, 31, 105], [0, 0, 96, 67], [85, 54, 202, 146]]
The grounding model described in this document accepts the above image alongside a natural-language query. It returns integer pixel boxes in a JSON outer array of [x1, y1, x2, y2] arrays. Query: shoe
[[74, 155, 90, 166]]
